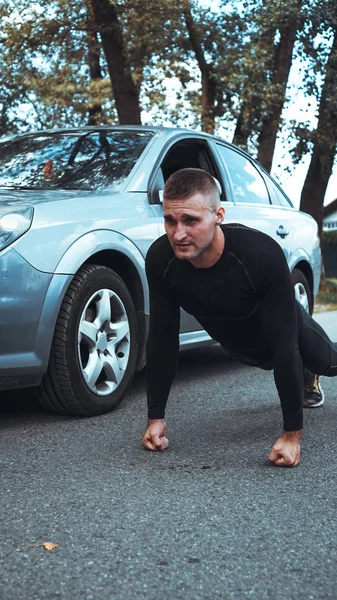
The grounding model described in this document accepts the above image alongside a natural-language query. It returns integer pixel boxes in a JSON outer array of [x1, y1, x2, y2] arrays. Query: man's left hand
[[268, 430, 302, 467]]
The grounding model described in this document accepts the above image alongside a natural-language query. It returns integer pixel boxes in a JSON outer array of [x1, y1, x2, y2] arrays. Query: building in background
[[323, 199, 337, 231], [323, 199, 337, 277]]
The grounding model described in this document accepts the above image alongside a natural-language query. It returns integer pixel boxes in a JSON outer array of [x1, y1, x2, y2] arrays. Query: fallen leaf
[[42, 542, 58, 551]]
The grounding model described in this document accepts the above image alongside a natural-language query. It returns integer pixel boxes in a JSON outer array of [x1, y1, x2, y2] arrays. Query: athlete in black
[[142, 168, 337, 467]]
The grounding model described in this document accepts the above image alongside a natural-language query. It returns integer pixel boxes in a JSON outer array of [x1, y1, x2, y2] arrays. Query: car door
[[213, 142, 291, 262]]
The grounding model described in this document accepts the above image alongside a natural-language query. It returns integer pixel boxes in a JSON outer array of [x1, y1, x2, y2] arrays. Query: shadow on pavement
[[130, 344, 242, 394], [0, 387, 41, 414], [0, 345, 241, 418]]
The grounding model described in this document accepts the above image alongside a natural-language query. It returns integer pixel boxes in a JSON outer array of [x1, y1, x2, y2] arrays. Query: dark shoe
[[303, 374, 325, 408]]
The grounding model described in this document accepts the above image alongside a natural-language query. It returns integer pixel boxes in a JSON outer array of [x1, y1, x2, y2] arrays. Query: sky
[[198, 0, 337, 209], [144, 30, 336, 209], [254, 60, 336, 210], [215, 34, 336, 209], [148, 57, 337, 210]]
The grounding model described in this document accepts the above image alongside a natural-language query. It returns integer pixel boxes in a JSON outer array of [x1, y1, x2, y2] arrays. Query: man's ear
[[215, 206, 225, 224]]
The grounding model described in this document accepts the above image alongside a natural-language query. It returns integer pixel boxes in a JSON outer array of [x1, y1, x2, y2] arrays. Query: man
[[142, 168, 337, 467]]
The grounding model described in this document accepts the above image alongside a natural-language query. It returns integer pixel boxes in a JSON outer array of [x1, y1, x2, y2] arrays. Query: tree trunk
[[232, 110, 251, 150], [300, 30, 337, 238], [300, 144, 335, 234], [87, 6, 103, 125], [183, 4, 216, 134], [257, 6, 301, 171], [0, 102, 9, 137], [232, 27, 276, 150], [90, 0, 141, 124]]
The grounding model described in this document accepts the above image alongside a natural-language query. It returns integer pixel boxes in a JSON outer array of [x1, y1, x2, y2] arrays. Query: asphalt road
[[0, 312, 336, 600]]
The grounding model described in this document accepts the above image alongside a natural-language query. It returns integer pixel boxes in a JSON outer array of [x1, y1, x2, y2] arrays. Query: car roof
[[1, 124, 221, 144], [1, 124, 250, 162]]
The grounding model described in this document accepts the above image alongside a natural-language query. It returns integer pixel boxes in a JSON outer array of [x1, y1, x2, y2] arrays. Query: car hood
[[0, 188, 94, 211]]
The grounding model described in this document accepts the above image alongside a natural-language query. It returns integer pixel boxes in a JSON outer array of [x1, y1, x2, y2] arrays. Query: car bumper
[[0, 247, 70, 390]]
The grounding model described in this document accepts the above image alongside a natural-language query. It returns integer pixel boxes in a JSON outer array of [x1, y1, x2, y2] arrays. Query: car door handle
[[276, 225, 290, 238]]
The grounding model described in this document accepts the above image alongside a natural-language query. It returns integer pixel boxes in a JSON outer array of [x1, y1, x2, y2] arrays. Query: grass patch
[[314, 278, 337, 312]]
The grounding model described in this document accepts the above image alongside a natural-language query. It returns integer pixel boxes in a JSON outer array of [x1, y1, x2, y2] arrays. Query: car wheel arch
[[291, 260, 313, 293], [54, 230, 148, 291], [290, 262, 314, 314], [51, 231, 149, 370]]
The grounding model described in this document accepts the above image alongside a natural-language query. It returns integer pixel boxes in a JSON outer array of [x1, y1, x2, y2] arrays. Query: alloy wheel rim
[[294, 282, 309, 312], [77, 288, 130, 396]]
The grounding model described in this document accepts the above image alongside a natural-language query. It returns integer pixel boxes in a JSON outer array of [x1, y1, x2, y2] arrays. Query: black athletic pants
[[297, 302, 337, 378]]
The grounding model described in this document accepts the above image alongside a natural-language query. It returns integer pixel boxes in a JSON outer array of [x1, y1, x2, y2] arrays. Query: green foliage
[[0, 0, 120, 132], [0, 0, 250, 133], [322, 230, 337, 245], [289, 0, 337, 164], [317, 278, 337, 304], [0, 0, 337, 186]]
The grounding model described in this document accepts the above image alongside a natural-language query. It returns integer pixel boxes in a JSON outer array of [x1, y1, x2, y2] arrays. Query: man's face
[[163, 192, 222, 262]]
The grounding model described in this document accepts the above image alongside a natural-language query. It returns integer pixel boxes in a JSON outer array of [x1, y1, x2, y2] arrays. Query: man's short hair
[[163, 168, 220, 211]]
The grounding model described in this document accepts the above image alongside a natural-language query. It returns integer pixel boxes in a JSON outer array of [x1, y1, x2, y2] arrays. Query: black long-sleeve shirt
[[145, 223, 303, 431]]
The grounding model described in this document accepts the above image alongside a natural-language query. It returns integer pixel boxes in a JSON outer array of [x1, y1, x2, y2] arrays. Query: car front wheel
[[37, 264, 138, 415]]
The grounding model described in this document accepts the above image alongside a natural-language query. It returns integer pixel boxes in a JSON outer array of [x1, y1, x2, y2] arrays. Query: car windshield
[[0, 130, 154, 191]]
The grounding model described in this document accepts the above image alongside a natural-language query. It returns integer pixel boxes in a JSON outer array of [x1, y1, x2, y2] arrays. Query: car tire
[[36, 264, 138, 416], [291, 268, 312, 315]]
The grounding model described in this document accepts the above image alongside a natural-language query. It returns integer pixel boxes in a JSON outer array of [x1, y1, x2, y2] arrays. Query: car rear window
[[0, 130, 154, 191]]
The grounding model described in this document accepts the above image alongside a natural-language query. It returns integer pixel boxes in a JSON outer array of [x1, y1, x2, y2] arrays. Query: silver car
[[0, 126, 321, 415]]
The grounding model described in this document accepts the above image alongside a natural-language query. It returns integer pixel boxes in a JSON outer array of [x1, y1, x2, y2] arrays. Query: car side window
[[161, 142, 209, 182], [216, 144, 270, 205], [151, 140, 228, 203], [266, 175, 294, 207]]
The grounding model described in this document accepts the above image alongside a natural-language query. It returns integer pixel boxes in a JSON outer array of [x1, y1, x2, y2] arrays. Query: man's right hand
[[142, 419, 168, 451], [268, 430, 302, 467]]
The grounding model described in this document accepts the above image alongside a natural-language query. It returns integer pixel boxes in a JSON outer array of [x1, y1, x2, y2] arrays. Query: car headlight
[[0, 206, 33, 252]]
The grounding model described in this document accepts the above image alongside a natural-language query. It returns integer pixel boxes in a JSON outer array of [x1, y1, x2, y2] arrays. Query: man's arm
[[143, 244, 180, 450], [253, 241, 304, 466], [256, 247, 304, 433]]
